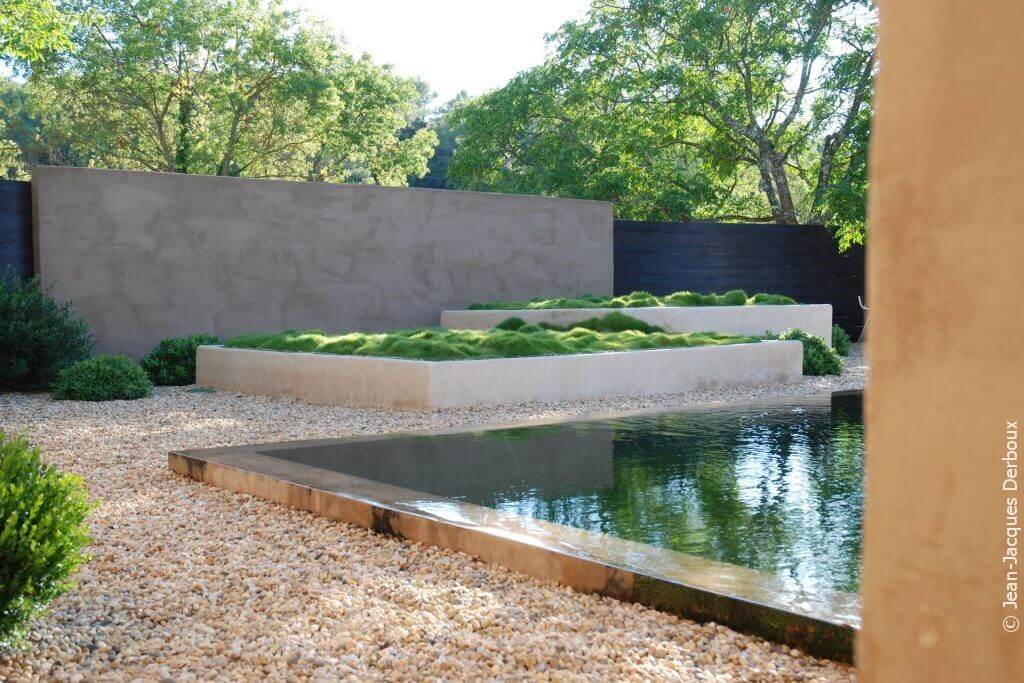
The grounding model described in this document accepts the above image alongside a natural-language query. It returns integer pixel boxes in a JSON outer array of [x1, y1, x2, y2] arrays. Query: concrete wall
[[440, 304, 833, 345], [32, 167, 613, 357], [196, 341, 802, 409], [862, 1, 1024, 680]]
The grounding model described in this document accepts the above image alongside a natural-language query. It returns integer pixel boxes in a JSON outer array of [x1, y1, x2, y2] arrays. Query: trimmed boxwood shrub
[[1, 431, 92, 648], [832, 324, 852, 356], [0, 271, 93, 390], [50, 355, 153, 401], [774, 329, 844, 376], [140, 334, 220, 386]]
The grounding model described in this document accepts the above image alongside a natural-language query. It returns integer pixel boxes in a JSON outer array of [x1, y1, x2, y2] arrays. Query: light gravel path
[[0, 346, 865, 681]]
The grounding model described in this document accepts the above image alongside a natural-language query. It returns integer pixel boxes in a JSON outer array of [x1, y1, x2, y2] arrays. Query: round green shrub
[[0, 272, 93, 390], [50, 355, 153, 401], [140, 333, 220, 385], [494, 317, 527, 331], [832, 324, 852, 356], [0, 431, 92, 648], [719, 289, 749, 306], [776, 328, 844, 376]]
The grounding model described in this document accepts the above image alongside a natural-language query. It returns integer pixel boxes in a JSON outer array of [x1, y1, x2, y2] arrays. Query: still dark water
[[266, 393, 863, 594]]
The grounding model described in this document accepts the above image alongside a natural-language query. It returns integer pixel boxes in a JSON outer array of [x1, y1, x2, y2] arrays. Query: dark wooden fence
[[0, 179, 33, 280], [614, 220, 866, 337]]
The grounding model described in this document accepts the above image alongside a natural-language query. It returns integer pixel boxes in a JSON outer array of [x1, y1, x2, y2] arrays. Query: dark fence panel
[[0, 179, 33, 280], [614, 220, 865, 337]]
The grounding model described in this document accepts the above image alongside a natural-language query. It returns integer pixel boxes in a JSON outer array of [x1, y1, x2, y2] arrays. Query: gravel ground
[[0, 346, 865, 681]]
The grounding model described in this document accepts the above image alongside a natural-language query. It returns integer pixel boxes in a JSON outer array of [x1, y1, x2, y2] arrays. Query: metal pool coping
[[169, 396, 860, 662]]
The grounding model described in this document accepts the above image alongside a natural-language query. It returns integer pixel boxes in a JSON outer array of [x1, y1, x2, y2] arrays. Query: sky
[[292, 1, 592, 106]]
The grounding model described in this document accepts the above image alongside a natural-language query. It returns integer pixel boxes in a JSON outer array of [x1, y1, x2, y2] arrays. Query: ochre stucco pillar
[[862, 1, 1024, 680]]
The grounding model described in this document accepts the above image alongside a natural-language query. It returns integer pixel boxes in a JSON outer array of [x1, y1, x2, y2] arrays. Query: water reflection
[[265, 393, 863, 596], [471, 394, 863, 593]]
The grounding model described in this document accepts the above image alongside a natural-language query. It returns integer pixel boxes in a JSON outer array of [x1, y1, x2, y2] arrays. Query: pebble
[[0, 346, 866, 680]]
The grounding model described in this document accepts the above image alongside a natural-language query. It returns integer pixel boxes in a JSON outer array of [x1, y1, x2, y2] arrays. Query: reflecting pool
[[266, 392, 864, 596]]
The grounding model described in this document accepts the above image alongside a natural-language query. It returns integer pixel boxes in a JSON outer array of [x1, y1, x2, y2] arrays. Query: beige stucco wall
[[32, 167, 612, 357], [440, 305, 833, 346], [861, 1, 1024, 680], [197, 341, 802, 409]]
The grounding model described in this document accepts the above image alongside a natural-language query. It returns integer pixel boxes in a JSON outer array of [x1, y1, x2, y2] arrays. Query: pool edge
[[168, 448, 856, 663]]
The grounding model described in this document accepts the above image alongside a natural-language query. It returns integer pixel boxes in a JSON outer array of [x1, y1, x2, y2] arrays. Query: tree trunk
[[769, 153, 798, 224], [173, 95, 193, 174]]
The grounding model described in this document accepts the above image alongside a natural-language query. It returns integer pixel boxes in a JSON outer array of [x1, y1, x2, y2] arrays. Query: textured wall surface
[[33, 167, 612, 356], [862, 1, 1024, 680]]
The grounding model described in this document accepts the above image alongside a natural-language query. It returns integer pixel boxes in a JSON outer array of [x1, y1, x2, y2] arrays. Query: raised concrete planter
[[196, 341, 803, 410], [441, 304, 833, 346]]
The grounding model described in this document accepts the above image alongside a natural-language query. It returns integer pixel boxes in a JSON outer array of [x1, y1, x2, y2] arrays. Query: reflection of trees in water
[[478, 396, 864, 593]]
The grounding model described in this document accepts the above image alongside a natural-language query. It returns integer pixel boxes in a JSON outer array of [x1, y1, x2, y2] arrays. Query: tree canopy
[[2, 0, 436, 184], [448, 0, 876, 246], [0, 0, 73, 62]]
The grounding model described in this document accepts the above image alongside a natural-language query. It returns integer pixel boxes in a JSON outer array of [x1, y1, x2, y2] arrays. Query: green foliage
[[773, 329, 843, 376], [470, 289, 797, 310], [720, 289, 749, 306], [537, 312, 664, 334], [225, 315, 759, 361], [0, 271, 93, 390], [493, 317, 526, 331], [407, 91, 470, 189], [0, 431, 92, 648], [832, 324, 852, 357], [449, 0, 876, 243], [0, 0, 72, 62], [50, 355, 153, 401], [140, 333, 219, 386], [749, 292, 798, 305], [6, 0, 435, 184], [661, 291, 719, 307]]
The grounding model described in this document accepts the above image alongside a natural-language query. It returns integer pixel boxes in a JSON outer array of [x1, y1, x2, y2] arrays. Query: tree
[[0, 0, 72, 62], [1, 78, 87, 176], [448, 65, 741, 220], [408, 91, 469, 189], [21, 0, 435, 184], [449, 0, 876, 243]]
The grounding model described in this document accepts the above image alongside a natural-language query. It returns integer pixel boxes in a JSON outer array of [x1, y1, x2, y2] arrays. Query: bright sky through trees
[[292, 0, 591, 104]]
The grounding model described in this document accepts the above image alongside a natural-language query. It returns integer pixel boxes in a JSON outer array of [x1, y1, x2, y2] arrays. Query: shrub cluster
[[140, 333, 220, 385], [469, 289, 797, 310], [225, 314, 759, 361], [772, 329, 844, 376], [0, 432, 92, 648], [50, 355, 153, 401], [497, 311, 663, 334], [832, 324, 852, 356], [0, 272, 92, 390], [0, 271, 221, 400]]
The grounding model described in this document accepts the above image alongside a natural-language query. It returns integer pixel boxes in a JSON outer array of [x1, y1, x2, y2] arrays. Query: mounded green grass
[[468, 289, 797, 310], [224, 313, 760, 362]]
